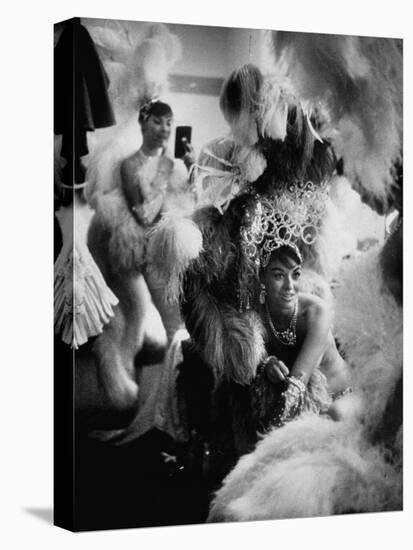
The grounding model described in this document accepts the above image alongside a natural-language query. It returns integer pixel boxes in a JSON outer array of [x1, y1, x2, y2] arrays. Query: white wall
[[164, 23, 265, 156]]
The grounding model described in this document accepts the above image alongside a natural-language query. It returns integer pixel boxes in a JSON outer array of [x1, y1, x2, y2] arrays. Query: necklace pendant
[[266, 300, 298, 346]]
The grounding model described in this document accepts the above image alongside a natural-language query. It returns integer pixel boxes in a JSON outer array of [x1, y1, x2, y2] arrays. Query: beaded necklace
[[265, 299, 298, 346]]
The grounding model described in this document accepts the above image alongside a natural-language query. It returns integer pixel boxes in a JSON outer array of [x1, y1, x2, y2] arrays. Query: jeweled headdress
[[241, 180, 329, 269], [236, 179, 329, 311]]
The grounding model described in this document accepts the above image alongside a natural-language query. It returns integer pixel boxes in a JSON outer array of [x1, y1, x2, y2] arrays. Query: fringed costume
[[54, 192, 119, 349]]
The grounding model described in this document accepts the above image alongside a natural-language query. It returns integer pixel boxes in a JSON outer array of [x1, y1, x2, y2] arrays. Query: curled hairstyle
[[138, 99, 173, 124]]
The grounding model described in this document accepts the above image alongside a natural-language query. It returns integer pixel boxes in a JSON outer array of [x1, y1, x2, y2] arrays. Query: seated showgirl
[[252, 243, 350, 433], [178, 241, 350, 490]]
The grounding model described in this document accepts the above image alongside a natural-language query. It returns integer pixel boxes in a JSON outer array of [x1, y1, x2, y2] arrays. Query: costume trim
[[54, 237, 119, 349]]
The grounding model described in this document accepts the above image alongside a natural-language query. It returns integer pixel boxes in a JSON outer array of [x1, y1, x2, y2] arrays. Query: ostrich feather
[[81, 21, 183, 200], [209, 416, 401, 522], [90, 188, 146, 273], [184, 290, 266, 386], [334, 247, 402, 432], [271, 32, 402, 207], [146, 213, 203, 304]]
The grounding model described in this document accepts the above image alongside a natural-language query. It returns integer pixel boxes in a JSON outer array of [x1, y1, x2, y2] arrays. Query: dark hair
[[268, 244, 303, 268], [138, 100, 173, 124]]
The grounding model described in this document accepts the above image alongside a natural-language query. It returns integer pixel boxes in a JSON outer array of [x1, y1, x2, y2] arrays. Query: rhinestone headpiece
[[241, 180, 329, 269]]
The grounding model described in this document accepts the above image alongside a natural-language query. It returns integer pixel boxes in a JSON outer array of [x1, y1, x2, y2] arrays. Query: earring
[[259, 283, 267, 305]]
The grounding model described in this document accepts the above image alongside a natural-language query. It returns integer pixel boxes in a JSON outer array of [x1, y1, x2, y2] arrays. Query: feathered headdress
[[82, 21, 183, 200]]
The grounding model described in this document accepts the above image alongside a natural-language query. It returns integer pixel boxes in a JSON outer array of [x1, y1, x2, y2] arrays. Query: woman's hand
[[264, 356, 289, 384], [181, 138, 196, 171], [274, 375, 306, 427]]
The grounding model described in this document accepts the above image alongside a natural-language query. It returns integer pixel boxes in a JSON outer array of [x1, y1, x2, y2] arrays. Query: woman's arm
[[319, 331, 352, 393], [120, 158, 142, 210], [289, 295, 332, 384], [252, 295, 334, 430]]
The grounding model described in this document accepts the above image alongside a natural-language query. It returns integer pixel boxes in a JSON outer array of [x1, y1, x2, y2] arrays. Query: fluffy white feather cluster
[[209, 415, 401, 522], [82, 21, 183, 199], [235, 146, 268, 184], [146, 213, 203, 304], [88, 20, 182, 120], [91, 188, 146, 273], [271, 33, 402, 207], [335, 248, 402, 433]]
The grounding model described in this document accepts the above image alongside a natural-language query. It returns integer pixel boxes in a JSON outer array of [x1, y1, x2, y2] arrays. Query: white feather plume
[[270, 32, 402, 207], [209, 416, 401, 522], [81, 20, 183, 200], [334, 247, 402, 431], [146, 213, 203, 304]]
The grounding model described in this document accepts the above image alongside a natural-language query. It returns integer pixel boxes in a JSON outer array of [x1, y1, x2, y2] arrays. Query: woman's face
[[263, 254, 302, 311], [141, 113, 173, 149]]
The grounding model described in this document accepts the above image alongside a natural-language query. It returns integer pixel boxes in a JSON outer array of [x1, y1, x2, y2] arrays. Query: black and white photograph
[[53, 14, 403, 532], [1, 1, 410, 548]]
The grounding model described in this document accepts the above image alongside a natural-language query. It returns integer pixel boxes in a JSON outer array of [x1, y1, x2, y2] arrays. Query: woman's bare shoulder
[[120, 152, 141, 179], [298, 292, 331, 322]]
